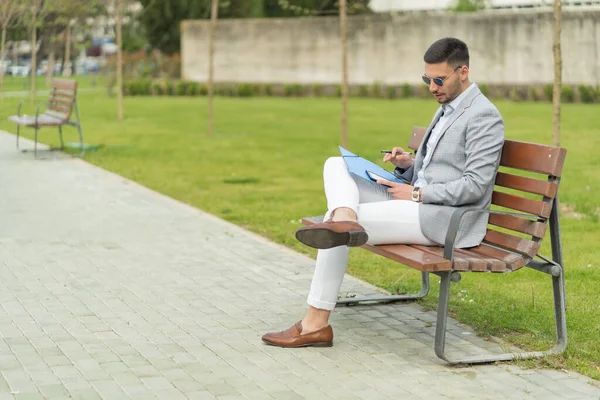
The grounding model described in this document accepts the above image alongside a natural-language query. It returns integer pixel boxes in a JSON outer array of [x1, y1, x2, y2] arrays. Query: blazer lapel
[[425, 85, 482, 157], [414, 107, 444, 173]]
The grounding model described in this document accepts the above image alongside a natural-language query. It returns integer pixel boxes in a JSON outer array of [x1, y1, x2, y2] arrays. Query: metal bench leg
[[34, 126, 39, 158], [337, 272, 430, 305], [15, 100, 24, 151], [16, 124, 21, 151], [74, 100, 85, 157], [58, 126, 64, 150], [434, 268, 567, 364]]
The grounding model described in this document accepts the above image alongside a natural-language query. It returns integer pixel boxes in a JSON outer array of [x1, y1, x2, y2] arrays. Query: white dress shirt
[[413, 83, 475, 188]]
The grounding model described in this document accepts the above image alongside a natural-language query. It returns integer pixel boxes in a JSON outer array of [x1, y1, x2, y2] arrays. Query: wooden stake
[[339, 0, 348, 148], [552, 0, 562, 148], [208, 0, 219, 135], [116, 0, 124, 120]]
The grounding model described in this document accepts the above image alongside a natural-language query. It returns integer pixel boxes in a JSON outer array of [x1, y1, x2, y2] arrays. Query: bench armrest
[[16, 100, 24, 117], [34, 102, 48, 125], [444, 208, 537, 260]]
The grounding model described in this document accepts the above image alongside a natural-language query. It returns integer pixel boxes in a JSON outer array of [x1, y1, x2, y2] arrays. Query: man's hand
[[377, 179, 416, 201], [382, 147, 413, 170]]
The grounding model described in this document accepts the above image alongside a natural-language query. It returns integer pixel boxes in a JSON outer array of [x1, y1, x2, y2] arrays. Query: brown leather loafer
[[295, 220, 368, 249], [262, 321, 333, 348]]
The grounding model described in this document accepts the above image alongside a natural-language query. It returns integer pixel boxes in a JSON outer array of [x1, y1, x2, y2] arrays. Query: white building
[[369, 0, 600, 12]]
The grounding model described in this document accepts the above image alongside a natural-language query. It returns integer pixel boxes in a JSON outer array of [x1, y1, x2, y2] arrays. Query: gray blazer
[[399, 84, 505, 248]]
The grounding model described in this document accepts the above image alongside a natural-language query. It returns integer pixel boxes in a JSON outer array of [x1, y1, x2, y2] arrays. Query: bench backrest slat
[[408, 126, 427, 151], [492, 191, 552, 219], [52, 78, 77, 91], [500, 140, 567, 177], [488, 214, 547, 238], [47, 79, 78, 121], [495, 172, 559, 197], [484, 230, 541, 257]]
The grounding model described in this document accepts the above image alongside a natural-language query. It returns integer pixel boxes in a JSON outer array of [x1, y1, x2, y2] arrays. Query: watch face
[[412, 191, 419, 201]]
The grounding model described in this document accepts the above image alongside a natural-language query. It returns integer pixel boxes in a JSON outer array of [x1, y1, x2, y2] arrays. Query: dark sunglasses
[[422, 66, 463, 87]]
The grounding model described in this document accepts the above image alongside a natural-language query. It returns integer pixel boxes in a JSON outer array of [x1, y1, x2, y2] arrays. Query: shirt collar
[[442, 82, 475, 114]]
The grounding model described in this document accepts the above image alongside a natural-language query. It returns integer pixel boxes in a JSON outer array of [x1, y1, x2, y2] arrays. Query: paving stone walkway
[[1, 131, 599, 400]]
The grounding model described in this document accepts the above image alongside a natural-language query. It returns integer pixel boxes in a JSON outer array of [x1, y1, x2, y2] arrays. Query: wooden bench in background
[[8, 78, 85, 157], [302, 127, 568, 364]]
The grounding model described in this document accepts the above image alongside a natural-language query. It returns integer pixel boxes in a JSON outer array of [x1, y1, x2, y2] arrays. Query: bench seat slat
[[492, 191, 552, 218], [366, 244, 451, 272], [8, 113, 64, 126], [455, 248, 507, 272], [495, 172, 558, 198], [467, 244, 526, 271], [483, 229, 541, 258], [412, 245, 470, 270]]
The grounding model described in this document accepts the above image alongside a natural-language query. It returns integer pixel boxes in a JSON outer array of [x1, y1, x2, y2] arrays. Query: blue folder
[[339, 146, 406, 184]]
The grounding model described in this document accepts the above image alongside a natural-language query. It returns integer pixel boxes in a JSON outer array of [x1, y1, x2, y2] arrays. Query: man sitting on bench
[[262, 37, 505, 348]]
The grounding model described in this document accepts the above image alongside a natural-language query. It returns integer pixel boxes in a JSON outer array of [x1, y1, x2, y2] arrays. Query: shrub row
[[122, 79, 600, 103]]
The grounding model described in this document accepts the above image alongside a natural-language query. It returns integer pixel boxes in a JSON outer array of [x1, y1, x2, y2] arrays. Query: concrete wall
[[181, 9, 599, 85]]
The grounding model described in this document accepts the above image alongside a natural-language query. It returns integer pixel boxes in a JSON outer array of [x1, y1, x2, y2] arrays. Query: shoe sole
[[262, 339, 333, 348], [295, 228, 368, 249]]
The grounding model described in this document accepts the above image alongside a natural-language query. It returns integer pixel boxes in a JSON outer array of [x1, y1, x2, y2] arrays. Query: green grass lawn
[[1, 92, 599, 379]]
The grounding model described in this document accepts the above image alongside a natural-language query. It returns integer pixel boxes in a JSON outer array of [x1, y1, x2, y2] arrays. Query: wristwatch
[[411, 187, 421, 202]]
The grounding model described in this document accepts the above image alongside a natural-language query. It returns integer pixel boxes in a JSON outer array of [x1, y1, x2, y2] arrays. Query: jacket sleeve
[[420, 109, 504, 206], [395, 165, 414, 184]]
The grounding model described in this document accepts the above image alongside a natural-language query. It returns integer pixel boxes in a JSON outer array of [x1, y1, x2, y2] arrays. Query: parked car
[[1, 59, 12, 74], [9, 64, 30, 77]]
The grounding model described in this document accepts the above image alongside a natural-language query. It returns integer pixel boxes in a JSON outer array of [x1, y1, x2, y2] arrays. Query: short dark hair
[[424, 37, 470, 68]]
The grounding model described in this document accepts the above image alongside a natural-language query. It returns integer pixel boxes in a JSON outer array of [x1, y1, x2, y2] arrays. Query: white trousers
[[307, 157, 436, 311]]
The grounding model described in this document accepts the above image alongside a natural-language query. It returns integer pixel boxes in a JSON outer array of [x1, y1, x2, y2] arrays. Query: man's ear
[[460, 66, 469, 81]]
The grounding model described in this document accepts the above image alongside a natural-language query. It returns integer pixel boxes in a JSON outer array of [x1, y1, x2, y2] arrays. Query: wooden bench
[[302, 127, 568, 364], [9, 78, 85, 157]]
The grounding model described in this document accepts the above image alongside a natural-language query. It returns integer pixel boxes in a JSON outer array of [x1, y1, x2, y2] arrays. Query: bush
[[578, 85, 596, 103], [386, 85, 396, 99], [311, 83, 323, 97], [509, 87, 521, 102], [371, 82, 382, 98], [358, 85, 369, 97], [186, 82, 198, 96], [561, 86, 575, 103], [152, 82, 163, 95], [401, 83, 411, 98], [176, 81, 188, 96], [544, 84, 554, 101], [236, 83, 254, 97], [264, 84, 273, 96], [284, 84, 302, 97], [126, 79, 151, 96], [529, 86, 539, 101], [478, 83, 488, 97]]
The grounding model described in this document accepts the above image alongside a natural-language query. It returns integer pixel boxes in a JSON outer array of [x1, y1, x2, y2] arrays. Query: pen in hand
[[381, 150, 412, 155]]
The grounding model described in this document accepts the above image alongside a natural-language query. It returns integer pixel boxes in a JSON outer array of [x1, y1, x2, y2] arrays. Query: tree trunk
[[116, 0, 124, 120], [30, 19, 37, 105], [1, 25, 6, 103], [552, 0, 562, 148], [339, 0, 348, 148], [63, 23, 71, 77], [207, 0, 219, 135], [46, 49, 55, 86]]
